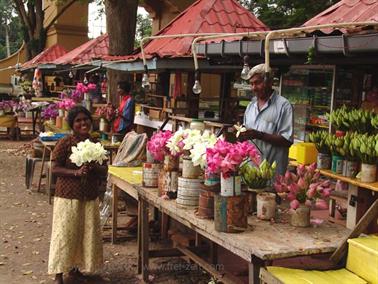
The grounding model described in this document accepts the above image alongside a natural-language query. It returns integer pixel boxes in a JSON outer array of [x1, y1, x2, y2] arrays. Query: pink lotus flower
[[315, 199, 328, 210], [274, 163, 332, 211], [147, 131, 173, 161], [290, 199, 300, 210], [206, 140, 260, 178]]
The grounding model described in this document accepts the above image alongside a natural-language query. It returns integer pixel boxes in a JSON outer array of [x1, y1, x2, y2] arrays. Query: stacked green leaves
[[240, 159, 276, 189]]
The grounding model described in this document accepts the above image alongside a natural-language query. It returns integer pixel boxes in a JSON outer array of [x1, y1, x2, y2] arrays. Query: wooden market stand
[[108, 166, 351, 284]]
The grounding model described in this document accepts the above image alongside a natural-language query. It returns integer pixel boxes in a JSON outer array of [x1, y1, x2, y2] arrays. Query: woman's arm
[[52, 162, 90, 178]]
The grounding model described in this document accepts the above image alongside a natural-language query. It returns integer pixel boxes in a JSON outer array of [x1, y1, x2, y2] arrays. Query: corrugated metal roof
[[53, 34, 109, 65], [303, 0, 378, 32], [104, 0, 269, 62], [22, 44, 67, 69]]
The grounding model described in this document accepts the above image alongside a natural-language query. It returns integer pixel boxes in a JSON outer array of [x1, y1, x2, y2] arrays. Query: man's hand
[[238, 129, 263, 141]]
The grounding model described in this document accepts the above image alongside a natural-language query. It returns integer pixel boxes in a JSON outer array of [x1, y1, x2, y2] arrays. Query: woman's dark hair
[[67, 106, 93, 129], [118, 81, 131, 93]]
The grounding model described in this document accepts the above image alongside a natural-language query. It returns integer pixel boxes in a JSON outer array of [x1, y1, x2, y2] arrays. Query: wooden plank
[[141, 198, 149, 282], [111, 184, 118, 244], [176, 245, 241, 284], [259, 268, 284, 284], [289, 161, 378, 192], [330, 198, 378, 264], [137, 200, 142, 274]]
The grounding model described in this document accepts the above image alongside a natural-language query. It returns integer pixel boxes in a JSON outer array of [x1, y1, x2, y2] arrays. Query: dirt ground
[[0, 138, 212, 284]]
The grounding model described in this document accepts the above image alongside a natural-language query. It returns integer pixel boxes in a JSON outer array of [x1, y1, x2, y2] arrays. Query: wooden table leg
[[210, 242, 218, 266], [141, 198, 149, 282], [249, 255, 265, 284], [160, 212, 169, 240], [37, 146, 46, 192], [137, 199, 142, 274], [111, 184, 119, 244]]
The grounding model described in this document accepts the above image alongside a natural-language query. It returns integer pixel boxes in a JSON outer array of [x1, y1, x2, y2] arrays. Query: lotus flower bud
[[289, 183, 299, 194], [305, 200, 312, 207], [290, 199, 300, 210], [315, 199, 328, 210], [284, 171, 291, 181], [307, 187, 317, 198], [297, 164, 306, 176]]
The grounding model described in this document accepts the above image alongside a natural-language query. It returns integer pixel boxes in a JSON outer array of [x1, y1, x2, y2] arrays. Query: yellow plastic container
[[289, 142, 318, 165], [266, 266, 367, 284], [347, 236, 378, 284]]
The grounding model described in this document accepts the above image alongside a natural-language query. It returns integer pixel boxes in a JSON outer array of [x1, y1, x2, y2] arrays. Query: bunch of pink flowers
[[206, 140, 261, 178], [58, 98, 76, 111], [95, 103, 116, 122], [147, 131, 173, 162], [76, 82, 96, 94], [274, 163, 331, 210]]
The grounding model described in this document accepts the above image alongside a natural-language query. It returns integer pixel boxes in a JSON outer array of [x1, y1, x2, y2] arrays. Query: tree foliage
[[135, 12, 152, 48], [0, 0, 23, 59], [239, 0, 339, 29]]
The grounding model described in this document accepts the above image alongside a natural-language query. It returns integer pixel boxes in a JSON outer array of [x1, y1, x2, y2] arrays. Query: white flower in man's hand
[[234, 124, 247, 138]]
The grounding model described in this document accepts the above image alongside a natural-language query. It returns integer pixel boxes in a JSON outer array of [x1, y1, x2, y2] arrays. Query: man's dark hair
[[118, 81, 131, 93], [67, 106, 93, 129]]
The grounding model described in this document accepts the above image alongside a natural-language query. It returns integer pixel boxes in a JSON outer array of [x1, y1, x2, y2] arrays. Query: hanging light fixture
[[83, 76, 88, 84], [192, 70, 202, 94], [69, 71, 74, 78], [240, 55, 250, 80], [141, 65, 151, 90]]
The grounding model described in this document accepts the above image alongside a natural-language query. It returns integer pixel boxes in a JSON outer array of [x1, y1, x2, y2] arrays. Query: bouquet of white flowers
[[70, 139, 108, 167]]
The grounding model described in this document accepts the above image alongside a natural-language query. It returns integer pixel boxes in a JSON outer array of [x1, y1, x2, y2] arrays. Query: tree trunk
[[105, 0, 138, 106]]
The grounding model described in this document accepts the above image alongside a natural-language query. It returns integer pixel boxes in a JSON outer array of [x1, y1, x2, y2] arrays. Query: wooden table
[[108, 166, 351, 284]]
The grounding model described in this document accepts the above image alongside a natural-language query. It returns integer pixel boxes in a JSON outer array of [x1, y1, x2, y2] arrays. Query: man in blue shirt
[[239, 64, 294, 175]]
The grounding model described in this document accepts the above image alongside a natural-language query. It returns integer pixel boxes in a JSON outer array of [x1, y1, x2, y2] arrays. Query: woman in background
[[113, 81, 135, 136]]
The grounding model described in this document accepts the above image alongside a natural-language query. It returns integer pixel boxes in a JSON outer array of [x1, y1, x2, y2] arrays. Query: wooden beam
[[176, 245, 241, 284], [330, 198, 378, 264]]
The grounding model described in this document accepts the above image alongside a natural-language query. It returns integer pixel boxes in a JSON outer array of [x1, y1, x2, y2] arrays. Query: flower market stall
[[108, 123, 351, 283]]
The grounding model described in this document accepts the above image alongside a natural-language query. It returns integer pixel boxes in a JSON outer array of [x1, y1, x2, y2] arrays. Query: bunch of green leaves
[[350, 134, 378, 164], [327, 134, 345, 157], [308, 131, 330, 154], [240, 159, 276, 189], [327, 106, 375, 133], [340, 132, 360, 161], [372, 114, 378, 131]]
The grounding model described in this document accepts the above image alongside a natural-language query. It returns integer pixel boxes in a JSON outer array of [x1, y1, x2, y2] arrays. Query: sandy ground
[[0, 138, 211, 284]]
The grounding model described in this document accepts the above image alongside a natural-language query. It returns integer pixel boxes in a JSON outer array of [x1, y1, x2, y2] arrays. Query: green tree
[[135, 12, 152, 47], [0, 0, 23, 59], [239, 0, 339, 29]]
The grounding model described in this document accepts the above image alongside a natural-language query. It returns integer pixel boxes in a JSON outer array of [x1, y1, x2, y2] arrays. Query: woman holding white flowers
[[48, 106, 108, 284]]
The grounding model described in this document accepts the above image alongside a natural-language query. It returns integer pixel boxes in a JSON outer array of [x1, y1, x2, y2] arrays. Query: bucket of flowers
[[95, 103, 116, 133], [274, 163, 331, 227], [41, 103, 59, 124], [146, 130, 177, 198], [206, 139, 261, 197]]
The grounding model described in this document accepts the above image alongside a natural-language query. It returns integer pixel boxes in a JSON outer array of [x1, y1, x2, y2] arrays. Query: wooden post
[[37, 145, 46, 192], [137, 199, 142, 274], [250, 255, 265, 284], [141, 198, 149, 282], [111, 184, 119, 244]]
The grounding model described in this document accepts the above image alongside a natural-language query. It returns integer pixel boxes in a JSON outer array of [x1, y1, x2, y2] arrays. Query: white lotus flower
[[234, 124, 247, 138], [69, 139, 108, 167]]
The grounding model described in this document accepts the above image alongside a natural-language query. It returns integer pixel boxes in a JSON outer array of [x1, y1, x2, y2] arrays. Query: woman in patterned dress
[[48, 106, 108, 284]]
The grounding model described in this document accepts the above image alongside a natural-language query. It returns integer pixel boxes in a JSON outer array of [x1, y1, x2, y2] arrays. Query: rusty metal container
[[214, 194, 249, 233]]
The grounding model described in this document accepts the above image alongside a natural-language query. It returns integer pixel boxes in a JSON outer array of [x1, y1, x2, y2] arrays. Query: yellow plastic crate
[[266, 266, 367, 284], [289, 142, 318, 165], [347, 236, 378, 284]]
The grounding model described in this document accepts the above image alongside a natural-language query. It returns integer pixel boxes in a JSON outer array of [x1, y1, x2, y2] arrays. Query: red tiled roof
[[303, 0, 378, 32], [104, 0, 269, 62], [22, 44, 67, 69], [53, 34, 109, 65]]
